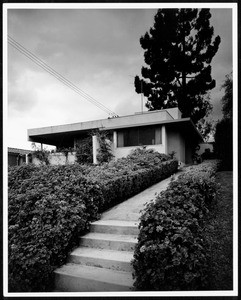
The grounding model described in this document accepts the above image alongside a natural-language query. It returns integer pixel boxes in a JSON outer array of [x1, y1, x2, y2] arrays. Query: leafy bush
[[8, 150, 178, 292], [8, 164, 103, 292], [127, 147, 171, 166], [132, 161, 219, 291], [214, 118, 232, 170], [96, 131, 114, 163], [75, 136, 93, 164], [83, 149, 178, 210]]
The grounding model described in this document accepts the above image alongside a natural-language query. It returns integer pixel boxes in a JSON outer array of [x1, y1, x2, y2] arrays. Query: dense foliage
[[96, 131, 114, 163], [135, 9, 220, 124], [214, 119, 232, 170], [8, 149, 177, 292], [8, 164, 102, 292], [214, 72, 233, 170], [75, 136, 93, 164], [132, 161, 219, 291], [221, 72, 232, 120]]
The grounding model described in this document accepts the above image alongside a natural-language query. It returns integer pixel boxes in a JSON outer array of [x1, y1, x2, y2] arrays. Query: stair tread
[[82, 232, 137, 242], [91, 219, 139, 227], [70, 247, 134, 262], [55, 263, 134, 287]]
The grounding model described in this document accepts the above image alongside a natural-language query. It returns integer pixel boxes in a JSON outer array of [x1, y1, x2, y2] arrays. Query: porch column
[[113, 131, 117, 149], [26, 154, 29, 164], [92, 135, 98, 164], [162, 125, 167, 154]]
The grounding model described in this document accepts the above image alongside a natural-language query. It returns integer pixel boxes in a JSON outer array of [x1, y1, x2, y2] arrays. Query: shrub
[[96, 131, 114, 163], [8, 164, 38, 190], [75, 136, 93, 164], [8, 149, 178, 292], [214, 118, 232, 170], [132, 161, 219, 291], [8, 164, 103, 292], [84, 150, 178, 211], [126, 147, 170, 166]]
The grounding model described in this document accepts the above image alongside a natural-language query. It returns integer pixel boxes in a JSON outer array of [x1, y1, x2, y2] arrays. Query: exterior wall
[[113, 144, 166, 159], [32, 152, 76, 165], [8, 153, 26, 166], [8, 153, 19, 166], [166, 128, 185, 163], [185, 140, 193, 164], [165, 107, 182, 119]]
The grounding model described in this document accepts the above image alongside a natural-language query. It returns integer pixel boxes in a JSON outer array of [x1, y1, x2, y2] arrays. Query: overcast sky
[[6, 4, 234, 150]]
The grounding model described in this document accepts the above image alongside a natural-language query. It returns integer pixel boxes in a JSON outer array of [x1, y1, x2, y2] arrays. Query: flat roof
[[28, 109, 174, 138], [27, 113, 203, 146], [8, 147, 32, 154]]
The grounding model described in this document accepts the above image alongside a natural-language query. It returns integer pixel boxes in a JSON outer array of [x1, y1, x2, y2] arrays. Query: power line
[[8, 36, 118, 117], [8, 35, 119, 117]]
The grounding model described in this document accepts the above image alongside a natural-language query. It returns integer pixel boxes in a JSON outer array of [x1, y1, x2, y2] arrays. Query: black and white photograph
[[3, 2, 238, 297]]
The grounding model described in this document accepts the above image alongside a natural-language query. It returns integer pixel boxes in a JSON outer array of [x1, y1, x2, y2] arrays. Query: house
[[27, 107, 203, 165], [8, 147, 32, 166]]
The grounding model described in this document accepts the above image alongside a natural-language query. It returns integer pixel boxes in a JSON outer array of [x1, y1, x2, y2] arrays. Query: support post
[[162, 125, 167, 154], [113, 131, 117, 149], [92, 135, 98, 164]]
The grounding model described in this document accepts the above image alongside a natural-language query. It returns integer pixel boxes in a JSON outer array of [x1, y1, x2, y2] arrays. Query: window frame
[[117, 125, 162, 148]]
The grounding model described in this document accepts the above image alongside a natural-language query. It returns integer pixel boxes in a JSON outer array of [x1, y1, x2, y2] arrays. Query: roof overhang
[[28, 117, 203, 146]]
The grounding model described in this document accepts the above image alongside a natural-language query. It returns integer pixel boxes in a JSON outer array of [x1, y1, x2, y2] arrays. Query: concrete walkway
[[54, 169, 184, 292], [101, 171, 182, 222]]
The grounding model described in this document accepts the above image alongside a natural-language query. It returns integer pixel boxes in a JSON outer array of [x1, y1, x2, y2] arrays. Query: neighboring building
[[8, 147, 32, 166], [197, 142, 214, 156], [28, 107, 203, 165]]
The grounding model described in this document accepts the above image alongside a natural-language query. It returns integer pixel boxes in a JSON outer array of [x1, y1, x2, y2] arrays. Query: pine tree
[[221, 72, 232, 120], [135, 9, 221, 124]]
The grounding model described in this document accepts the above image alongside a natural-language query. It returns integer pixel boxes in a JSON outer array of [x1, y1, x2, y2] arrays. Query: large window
[[117, 126, 162, 147]]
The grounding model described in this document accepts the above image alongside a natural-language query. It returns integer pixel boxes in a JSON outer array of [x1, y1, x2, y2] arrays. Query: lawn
[[204, 171, 233, 290]]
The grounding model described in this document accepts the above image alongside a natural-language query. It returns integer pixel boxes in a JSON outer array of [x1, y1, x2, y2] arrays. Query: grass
[[204, 171, 233, 290]]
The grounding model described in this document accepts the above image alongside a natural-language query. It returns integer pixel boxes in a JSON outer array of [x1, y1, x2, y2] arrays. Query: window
[[117, 126, 162, 147]]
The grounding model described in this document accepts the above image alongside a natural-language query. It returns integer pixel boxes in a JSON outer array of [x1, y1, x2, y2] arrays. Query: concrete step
[[54, 263, 134, 292], [68, 247, 134, 272], [90, 219, 139, 235], [80, 232, 137, 251]]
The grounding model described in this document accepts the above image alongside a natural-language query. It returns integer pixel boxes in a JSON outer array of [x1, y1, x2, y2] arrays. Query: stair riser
[[68, 254, 133, 272], [90, 224, 139, 235], [80, 238, 136, 251], [55, 273, 133, 292]]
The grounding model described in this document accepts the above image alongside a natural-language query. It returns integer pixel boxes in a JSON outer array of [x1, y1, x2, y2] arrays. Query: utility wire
[[8, 36, 118, 117], [8, 35, 119, 117]]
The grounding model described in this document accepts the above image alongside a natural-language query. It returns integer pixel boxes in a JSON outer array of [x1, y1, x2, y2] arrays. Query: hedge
[[8, 164, 103, 292], [132, 160, 220, 291], [8, 149, 178, 292], [84, 158, 178, 211]]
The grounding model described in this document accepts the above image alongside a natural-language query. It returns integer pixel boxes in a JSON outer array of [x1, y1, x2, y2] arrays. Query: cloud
[[8, 68, 40, 114], [6, 7, 234, 150]]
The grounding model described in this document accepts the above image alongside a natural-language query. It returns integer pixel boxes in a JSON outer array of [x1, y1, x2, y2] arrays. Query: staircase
[[54, 219, 139, 292]]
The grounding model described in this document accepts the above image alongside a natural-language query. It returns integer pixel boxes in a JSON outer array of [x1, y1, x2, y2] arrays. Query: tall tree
[[214, 72, 233, 170], [221, 72, 232, 119], [135, 9, 221, 124]]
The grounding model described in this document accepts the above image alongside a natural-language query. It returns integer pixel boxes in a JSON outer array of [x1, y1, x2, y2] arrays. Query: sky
[[5, 4, 234, 150]]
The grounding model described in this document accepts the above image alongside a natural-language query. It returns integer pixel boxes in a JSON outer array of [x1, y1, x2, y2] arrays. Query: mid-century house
[[28, 107, 203, 165], [8, 147, 32, 166]]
